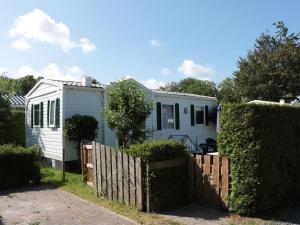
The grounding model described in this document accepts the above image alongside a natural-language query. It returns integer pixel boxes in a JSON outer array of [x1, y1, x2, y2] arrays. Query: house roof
[[151, 89, 217, 101], [48, 79, 105, 88], [248, 100, 288, 105], [2, 95, 25, 107]]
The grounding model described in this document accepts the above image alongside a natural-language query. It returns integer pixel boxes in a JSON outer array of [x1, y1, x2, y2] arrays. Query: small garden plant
[[64, 114, 98, 160]]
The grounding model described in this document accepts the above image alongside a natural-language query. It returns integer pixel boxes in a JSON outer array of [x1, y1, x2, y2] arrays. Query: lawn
[[41, 167, 182, 225]]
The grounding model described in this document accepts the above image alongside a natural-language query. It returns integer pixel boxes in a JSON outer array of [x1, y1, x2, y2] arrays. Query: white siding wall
[[147, 95, 217, 145], [25, 83, 63, 160], [103, 92, 118, 147], [63, 87, 104, 160]]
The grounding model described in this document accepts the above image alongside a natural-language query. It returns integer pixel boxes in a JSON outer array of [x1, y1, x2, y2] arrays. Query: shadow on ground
[[159, 203, 230, 224], [0, 184, 57, 197]]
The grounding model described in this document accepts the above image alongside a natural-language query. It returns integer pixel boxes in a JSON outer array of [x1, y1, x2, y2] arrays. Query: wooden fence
[[82, 143, 230, 211], [84, 142, 144, 209]]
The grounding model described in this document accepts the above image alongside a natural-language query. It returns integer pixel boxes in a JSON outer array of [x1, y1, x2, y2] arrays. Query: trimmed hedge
[[0, 144, 40, 188], [218, 104, 300, 215], [11, 111, 25, 146], [124, 140, 187, 162], [125, 140, 188, 211]]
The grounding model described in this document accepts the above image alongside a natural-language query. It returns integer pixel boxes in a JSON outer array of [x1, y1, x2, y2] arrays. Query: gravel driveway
[[0, 185, 136, 225]]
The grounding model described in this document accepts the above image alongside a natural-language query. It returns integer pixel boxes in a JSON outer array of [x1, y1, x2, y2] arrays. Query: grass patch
[[41, 167, 182, 225]]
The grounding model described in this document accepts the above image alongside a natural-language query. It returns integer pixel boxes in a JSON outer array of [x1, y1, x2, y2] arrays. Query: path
[[0, 185, 136, 225]]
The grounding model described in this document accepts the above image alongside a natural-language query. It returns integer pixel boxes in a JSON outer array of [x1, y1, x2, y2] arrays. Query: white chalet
[[25, 77, 217, 167]]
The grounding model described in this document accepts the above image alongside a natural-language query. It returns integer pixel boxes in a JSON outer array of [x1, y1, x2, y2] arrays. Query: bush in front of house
[[11, 111, 25, 146], [125, 140, 188, 211], [218, 103, 300, 215], [0, 144, 41, 188]]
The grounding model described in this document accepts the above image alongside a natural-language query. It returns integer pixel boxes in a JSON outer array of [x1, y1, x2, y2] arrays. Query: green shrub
[[125, 140, 188, 211], [124, 140, 187, 162], [218, 104, 300, 215], [0, 144, 41, 188], [11, 111, 25, 146]]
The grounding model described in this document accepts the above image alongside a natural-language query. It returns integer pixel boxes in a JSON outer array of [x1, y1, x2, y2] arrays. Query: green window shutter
[[40, 102, 44, 128], [205, 105, 209, 126], [156, 102, 162, 130], [175, 103, 180, 130], [190, 104, 195, 126], [31, 104, 34, 128], [55, 98, 60, 127], [47, 100, 50, 127]]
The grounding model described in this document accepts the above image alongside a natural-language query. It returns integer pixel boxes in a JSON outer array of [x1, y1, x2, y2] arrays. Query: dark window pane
[[196, 107, 204, 124]]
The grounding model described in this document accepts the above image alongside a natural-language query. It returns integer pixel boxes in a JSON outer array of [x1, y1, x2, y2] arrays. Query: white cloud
[[0, 68, 7, 75], [160, 68, 172, 76], [142, 78, 165, 89], [10, 38, 31, 51], [9, 8, 96, 54], [80, 38, 96, 54], [17, 63, 82, 81], [18, 66, 36, 77], [178, 59, 214, 80], [150, 39, 162, 47], [65, 65, 83, 76]]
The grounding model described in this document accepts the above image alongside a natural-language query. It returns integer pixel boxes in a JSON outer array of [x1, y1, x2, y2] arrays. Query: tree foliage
[[217, 77, 239, 103], [234, 21, 300, 102], [0, 75, 41, 95], [0, 96, 13, 144], [105, 79, 153, 147], [64, 114, 98, 158], [161, 78, 218, 97]]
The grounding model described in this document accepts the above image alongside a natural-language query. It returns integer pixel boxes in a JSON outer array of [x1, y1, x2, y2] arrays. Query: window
[[195, 107, 204, 124], [33, 104, 40, 126], [162, 104, 174, 129], [49, 100, 56, 127]]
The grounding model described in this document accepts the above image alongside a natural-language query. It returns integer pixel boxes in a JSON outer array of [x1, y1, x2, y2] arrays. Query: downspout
[[61, 85, 65, 162]]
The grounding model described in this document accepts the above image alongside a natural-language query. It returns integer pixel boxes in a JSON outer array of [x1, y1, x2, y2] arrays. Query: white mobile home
[[25, 77, 217, 167]]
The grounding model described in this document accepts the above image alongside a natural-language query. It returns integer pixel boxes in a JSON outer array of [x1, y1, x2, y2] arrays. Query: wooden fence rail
[[82, 143, 230, 211]]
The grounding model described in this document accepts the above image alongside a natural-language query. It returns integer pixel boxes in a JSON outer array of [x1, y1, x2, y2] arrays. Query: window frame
[[195, 106, 204, 125], [48, 99, 56, 127], [162, 104, 175, 130], [33, 103, 41, 127]]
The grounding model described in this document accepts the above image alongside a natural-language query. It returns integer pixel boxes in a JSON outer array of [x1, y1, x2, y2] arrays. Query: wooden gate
[[189, 154, 229, 208]]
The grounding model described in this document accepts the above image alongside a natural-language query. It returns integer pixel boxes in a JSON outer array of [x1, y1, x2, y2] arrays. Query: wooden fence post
[[62, 147, 65, 181], [81, 144, 85, 182], [146, 161, 150, 212]]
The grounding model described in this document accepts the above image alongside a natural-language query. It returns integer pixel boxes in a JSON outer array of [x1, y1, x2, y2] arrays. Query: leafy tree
[[234, 21, 300, 102], [0, 96, 13, 144], [64, 114, 98, 160], [105, 79, 153, 147], [0, 75, 41, 95], [217, 77, 239, 103], [161, 78, 218, 97]]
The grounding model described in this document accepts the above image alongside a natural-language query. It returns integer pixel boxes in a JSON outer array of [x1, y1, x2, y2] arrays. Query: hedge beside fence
[[125, 140, 188, 211], [218, 104, 300, 215], [12, 111, 25, 146], [0, 144, 40, 188]]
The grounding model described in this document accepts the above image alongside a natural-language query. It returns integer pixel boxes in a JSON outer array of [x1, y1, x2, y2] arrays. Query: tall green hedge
[[218, 104, 300, 215], [11, 111, 25, 146], [0, 144, 40, 188], [125, 140, 188, 211]]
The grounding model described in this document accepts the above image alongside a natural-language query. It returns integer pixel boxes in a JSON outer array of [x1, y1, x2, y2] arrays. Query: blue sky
[[1, 0, 300, 88]]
